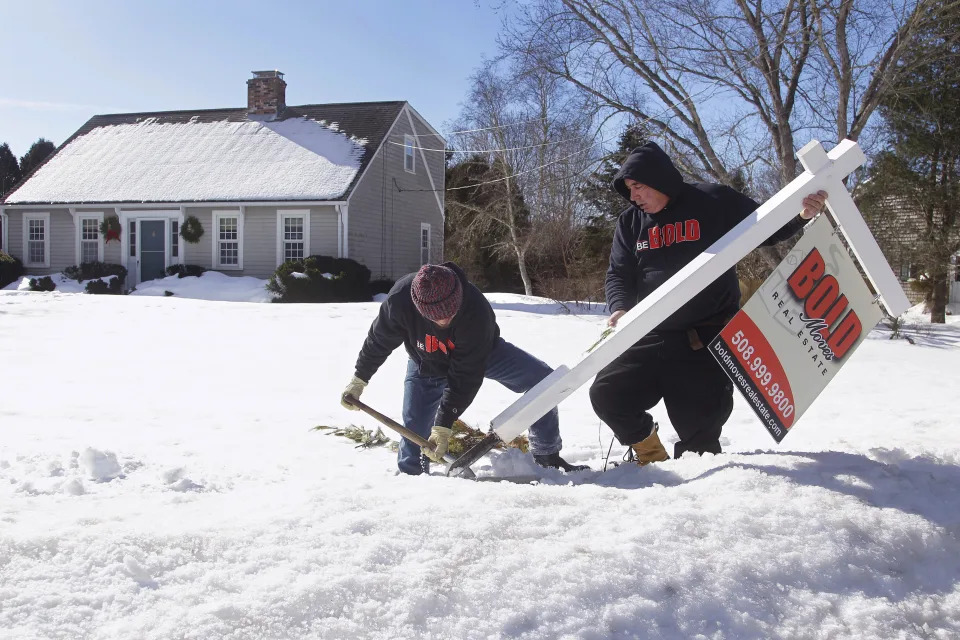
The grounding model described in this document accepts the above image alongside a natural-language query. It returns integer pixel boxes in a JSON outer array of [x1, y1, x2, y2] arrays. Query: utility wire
[[386, 135, 590, 154], [394, 21, 817, 191], [392, 115, 555, 139]]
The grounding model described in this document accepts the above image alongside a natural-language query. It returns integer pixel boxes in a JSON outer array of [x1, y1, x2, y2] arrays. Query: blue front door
[[140, 220, 166, 282]]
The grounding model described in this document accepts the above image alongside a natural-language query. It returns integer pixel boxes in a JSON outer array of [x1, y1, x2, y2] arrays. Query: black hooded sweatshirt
[[606, 142, 806, 331], [353, 262, 500, 429]]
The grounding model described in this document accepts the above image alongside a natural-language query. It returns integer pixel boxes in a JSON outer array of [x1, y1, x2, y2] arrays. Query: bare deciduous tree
[[449, 62, 600, 296], [501, 0, 945, 189]]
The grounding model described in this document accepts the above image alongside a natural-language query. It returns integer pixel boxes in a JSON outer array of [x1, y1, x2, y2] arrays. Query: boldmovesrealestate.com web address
[[713, 341, 781, 431]]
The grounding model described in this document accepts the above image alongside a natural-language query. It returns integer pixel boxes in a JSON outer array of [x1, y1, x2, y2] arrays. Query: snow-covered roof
[[4, 102, 406, 204]]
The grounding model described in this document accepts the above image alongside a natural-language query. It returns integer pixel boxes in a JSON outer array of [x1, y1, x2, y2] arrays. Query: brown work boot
[[630, 428, 670, 466]]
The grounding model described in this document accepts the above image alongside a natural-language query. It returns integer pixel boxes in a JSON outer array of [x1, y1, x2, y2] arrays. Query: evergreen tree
[[569, 124, 651, 293], [0, 143, 20, 198], [580, 124, 651, 223], [444, 154, 528, 293], [861, 1, 960, 323], [18, 138, 56, 178]]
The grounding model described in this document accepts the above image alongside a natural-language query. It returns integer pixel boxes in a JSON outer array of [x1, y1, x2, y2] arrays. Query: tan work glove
[[340, 375, 368, 410], [422, 426, 453, 463]]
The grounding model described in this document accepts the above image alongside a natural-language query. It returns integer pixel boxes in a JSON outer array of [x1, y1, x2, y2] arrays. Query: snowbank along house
[[0, 71, 445, 288]]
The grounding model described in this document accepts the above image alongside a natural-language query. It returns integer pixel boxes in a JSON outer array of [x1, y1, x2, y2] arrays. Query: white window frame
[[23, 212, 51, 268], [420, 222, 431, 266], [170, 218, 180, 261], [0, 210, 8, 253], [213, 209, 244, 270], [75, 212, 105, 265], [276, 209, 311, 266], [404, 134, 416, 174], [125, 212, 137, 260]]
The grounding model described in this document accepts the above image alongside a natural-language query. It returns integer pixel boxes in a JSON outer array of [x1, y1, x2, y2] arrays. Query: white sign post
[[485, 140, 909, 444]]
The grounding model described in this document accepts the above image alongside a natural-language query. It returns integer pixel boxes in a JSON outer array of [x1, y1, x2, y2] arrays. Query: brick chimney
[[247, 70, 286, 116]]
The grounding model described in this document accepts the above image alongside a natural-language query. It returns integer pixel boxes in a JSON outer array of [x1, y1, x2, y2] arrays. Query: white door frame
[[119, 210, 183, 287]]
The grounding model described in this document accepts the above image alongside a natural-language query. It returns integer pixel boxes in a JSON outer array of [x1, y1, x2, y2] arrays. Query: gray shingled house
[[865, 195, 960, 306], [0, 71, 445, 289]]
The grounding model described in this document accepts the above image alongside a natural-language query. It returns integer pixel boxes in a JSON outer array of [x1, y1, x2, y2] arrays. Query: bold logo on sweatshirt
[[636, 220, 701, 252], [421, 334, 455, 355], [786, 248, 861, 360]]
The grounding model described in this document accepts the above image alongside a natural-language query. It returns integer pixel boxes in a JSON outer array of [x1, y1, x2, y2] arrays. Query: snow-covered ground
[[1, 276, 959, 639]]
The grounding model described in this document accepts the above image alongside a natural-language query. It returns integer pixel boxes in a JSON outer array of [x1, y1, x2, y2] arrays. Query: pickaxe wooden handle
[[342, 395, 476, 479]]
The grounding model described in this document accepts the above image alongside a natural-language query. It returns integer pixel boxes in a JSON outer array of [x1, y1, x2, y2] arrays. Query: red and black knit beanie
[[411, 264, 463, 321]]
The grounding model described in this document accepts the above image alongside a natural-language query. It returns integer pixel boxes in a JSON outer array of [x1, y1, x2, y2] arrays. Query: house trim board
[[336, 204, 348, 258], [1, 209, 8, 253]]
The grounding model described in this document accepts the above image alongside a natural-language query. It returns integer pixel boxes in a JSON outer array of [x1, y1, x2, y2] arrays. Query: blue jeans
[[398, 337, 562, 475]]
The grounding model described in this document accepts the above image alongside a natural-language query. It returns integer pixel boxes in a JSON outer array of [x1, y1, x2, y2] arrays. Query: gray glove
[[340, 375, 368, 410]]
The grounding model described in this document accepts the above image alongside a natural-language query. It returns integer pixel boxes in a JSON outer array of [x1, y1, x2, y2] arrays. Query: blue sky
[[0, 1, 507, 158]]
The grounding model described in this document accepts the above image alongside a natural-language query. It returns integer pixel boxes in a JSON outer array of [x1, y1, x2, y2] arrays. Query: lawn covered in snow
[[1, 277, 958, 639]]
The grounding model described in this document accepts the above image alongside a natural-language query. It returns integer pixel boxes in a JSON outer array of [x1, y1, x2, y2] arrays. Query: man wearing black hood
[[589, 141, 827, 464]]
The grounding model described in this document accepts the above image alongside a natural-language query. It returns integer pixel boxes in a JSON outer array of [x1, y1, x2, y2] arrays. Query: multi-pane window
[[171, 220, 179, 258], [420, 224, 431, 265], [27, 218, 46, 264], [283, 216, 305, 262], [404, 134, 415, 173], [129, 221, 137, 257], [81, 218, 100, 263], [218, 216, 239, 266]]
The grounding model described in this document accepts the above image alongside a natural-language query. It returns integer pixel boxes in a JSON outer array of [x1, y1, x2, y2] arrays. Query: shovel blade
[[445, 432, 502, 477]]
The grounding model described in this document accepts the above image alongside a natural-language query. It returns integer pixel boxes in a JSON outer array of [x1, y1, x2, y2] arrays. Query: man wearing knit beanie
[[341, 261, 588, 476], [410, 264, 463, 326]]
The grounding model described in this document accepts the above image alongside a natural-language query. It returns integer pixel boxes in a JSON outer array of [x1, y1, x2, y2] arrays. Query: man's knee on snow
[[672, 392, 732, 458]]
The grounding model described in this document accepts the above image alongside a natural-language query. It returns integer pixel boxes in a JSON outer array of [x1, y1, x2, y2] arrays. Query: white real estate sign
[[708, 215, 884, 442], [482, 139, 909, 446]]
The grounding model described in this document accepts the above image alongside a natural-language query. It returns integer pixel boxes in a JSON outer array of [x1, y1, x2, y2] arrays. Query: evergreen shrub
[[63, 262, 128, 285], [0, 251, 24, 289], [267, 255, 371, 303], [166, 264, 207, 279], [85, 277, 124, 295], [29, 276, 56, 292], [369, 278, 396, 295]]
